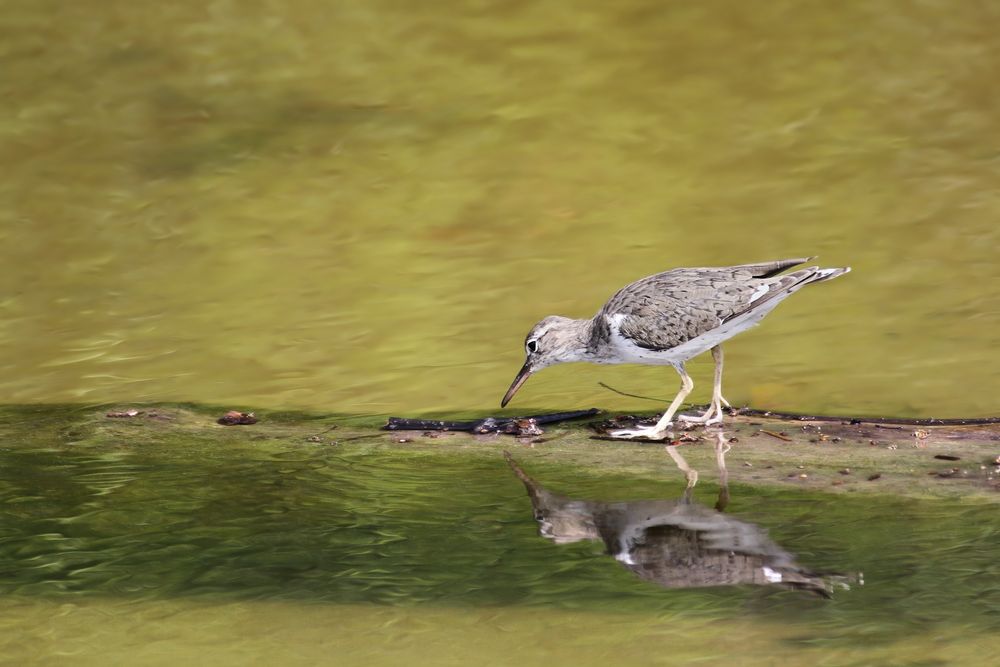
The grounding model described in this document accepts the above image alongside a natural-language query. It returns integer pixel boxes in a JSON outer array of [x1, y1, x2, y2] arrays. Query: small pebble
[[217, 411, 258, 426]]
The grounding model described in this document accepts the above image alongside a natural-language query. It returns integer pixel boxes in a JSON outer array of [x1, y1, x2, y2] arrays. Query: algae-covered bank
[[1, 403, 998, 665]]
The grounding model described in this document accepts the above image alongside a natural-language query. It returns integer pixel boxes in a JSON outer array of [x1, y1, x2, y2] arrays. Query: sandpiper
[[501, 258, 849, 440]]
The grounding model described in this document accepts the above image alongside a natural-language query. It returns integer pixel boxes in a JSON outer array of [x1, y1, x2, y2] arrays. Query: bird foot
[[608, 424, 673, 441], [678, 403, 726, 426]]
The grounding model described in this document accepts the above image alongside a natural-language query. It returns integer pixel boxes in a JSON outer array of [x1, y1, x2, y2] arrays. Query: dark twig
[[383, 408, 600, 433]]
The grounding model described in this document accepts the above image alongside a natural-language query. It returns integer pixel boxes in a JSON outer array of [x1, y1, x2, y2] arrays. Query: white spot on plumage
[[749, 284, 770, 303]]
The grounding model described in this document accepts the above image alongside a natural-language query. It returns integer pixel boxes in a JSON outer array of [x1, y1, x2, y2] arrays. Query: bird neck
[[555, 318, 598, 363]]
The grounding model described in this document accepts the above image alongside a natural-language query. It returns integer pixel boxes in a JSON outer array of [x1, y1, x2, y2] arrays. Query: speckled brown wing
[[593, 259, 814, 352]]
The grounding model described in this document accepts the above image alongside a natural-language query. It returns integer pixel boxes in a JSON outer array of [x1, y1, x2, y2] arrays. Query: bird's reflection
[[506, 434, 841, 597]]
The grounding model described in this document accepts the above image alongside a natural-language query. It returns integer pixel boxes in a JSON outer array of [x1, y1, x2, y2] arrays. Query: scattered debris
[[106, 409, 142, 418], [386, 409, 598, 435], [867, 473, 882, 481], [510, 418, 543, 437], [933, 454, 961, 461], [105, 409, 173, 421], [218, 411, 258, 426], [914, 429, 930, 440], [471, 418, 502, 434], [304, 424, 338, 442], [735, 409, 1000, 427], [761, 430, 792, 442], [839, 468, 851, 475]]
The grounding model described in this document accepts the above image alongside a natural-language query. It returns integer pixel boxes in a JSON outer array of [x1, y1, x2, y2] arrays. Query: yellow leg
[[679, 345, 730, 425], [610, 365, 694, 440]]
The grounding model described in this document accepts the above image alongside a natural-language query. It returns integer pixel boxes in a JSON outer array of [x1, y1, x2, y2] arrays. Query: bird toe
[[608, 425, 672, 441]]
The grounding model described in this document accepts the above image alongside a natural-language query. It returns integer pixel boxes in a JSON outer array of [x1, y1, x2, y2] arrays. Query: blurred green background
[[3, 0, 999, 417]]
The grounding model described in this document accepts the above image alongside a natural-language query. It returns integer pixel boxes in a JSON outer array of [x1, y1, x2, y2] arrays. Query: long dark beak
[[501, 361, 533, 408]]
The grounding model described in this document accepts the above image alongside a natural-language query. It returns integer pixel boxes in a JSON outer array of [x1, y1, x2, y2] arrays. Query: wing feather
[[593, 261, 840, 352]]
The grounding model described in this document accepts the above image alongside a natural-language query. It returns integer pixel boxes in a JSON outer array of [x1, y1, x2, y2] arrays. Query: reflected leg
[[714, 432, 731, 512], [665, 444, 699, 502]]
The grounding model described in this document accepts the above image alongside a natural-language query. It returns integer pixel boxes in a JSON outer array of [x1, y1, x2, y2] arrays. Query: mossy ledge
[[2, 403, 997, 500]]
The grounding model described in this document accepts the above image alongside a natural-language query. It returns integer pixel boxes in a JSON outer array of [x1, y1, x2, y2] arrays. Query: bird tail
[[808, 266, 851, 283], [729, 265, 850, 320]]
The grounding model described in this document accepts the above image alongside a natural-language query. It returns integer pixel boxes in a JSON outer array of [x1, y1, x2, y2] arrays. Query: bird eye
[[526, 340, 538, 353]]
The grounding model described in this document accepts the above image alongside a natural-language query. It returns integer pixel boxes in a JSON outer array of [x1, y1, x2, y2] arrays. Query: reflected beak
[[501, 361, 533, 408]]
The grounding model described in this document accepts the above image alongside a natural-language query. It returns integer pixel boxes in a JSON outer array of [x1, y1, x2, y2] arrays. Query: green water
[[3, 0, 1000, 418], [1, 421, 998, 665], [4, 0, 1000, 663]]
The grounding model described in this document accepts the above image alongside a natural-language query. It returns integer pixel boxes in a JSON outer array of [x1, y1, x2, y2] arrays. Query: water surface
[[3, 0, 1000, 417], [3, 0, 1000, 664], [0, 427, 998, 665]]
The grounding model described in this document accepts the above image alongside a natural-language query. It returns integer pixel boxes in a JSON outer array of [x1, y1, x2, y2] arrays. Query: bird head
[[501, 316, 581, 407]]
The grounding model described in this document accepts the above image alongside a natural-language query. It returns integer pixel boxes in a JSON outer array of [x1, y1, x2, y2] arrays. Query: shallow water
[[1, 435, 998, 665], [3, 0, 1000, 418]]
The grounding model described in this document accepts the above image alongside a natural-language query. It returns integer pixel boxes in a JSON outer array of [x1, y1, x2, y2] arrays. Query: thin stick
[[597, 382, 667, 403]]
